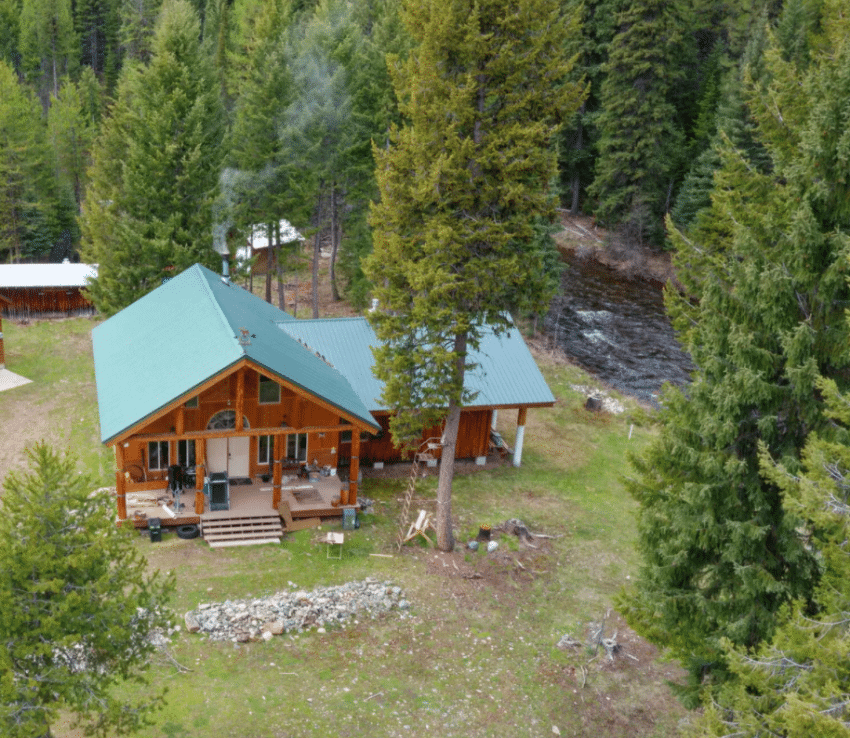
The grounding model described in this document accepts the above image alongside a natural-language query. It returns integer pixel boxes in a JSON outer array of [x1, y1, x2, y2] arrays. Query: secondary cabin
[[91, 263, 555, 528]]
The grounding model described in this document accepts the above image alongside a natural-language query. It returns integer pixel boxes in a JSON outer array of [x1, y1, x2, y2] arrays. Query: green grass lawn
[[1, 317, 689, 738]]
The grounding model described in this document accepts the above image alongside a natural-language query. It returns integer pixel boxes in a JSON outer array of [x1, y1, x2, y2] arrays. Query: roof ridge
[[194, 265, 244, 354], [284, 316, 367, 324]]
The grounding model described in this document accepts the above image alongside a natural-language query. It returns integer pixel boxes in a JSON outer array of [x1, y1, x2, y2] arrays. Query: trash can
[[149, 518, 162, 543], [342, 508, 357, 531]]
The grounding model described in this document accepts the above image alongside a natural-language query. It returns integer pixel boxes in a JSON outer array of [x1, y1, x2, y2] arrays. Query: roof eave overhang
[[104, 356, 381, 446]]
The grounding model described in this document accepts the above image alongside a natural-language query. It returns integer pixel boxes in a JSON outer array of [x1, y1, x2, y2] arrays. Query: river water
[[544, 249, 693, 405]]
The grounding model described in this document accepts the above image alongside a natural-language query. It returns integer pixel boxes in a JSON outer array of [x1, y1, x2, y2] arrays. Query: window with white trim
[[148, 441, 169, 470], [286, 433, 307, 462]]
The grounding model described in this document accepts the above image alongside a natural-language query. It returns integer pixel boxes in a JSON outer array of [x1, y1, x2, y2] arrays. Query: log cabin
[[0, 261, 98, 318], [239, 220, 304, 276], [91, 264, 554, 541]]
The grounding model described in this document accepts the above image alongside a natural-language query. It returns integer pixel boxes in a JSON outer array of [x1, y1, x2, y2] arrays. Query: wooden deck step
[[200, 512, 283, 549]]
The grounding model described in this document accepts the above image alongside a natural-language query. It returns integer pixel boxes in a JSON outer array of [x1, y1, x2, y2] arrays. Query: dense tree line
[[0, 0, 811, 280], [3, 0, 850, 728], [622, 0, 850, 730]]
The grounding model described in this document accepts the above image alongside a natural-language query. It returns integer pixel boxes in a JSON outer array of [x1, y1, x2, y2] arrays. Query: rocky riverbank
[[183, 578, 410, 643]]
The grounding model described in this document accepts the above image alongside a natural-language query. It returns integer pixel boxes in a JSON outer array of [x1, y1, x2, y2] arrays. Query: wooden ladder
[[396, 437, 440, 550]]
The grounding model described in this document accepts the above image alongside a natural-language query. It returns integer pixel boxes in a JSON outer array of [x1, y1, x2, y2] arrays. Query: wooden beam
[[195, 438, 205, 514], [517, 406, 528, 426], [292, 393, 302, 428], [128, 423, 358, 444], [175, 405, 184, 435], [272, 434, 283, 510], [235, 368, 244, 431], [349, 432, 360, 506], [115, 444, 127, 520]]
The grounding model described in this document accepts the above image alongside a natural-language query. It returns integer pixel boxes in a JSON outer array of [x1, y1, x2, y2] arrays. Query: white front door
[[229, 436, 250, 478], [206, 437, 250, 477], [207, 438, 228, 474]]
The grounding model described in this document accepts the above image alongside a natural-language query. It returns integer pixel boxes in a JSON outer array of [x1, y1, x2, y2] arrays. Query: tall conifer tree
[[82, 0, 225, 315], [587, 0, 689, 245], [0, 444, 174, 738], [694, 376, 850, 736], [0, 59, 60, 261], [622, 3, 850, 696], [365, 0, 586, 550]]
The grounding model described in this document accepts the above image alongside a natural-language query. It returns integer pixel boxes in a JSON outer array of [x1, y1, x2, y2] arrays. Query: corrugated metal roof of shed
[[0, 263, 97, 288], [278, 317, 555, 412]]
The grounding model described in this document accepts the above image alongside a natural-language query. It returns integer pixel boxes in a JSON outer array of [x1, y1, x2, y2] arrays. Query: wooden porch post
[[349, 432, 360, 506], [235, 368, 244, 431], [115, 444, 127, 520], [272, 433, 282, 510], [513, 407, 528, 468], [195, 438, 206, 514]]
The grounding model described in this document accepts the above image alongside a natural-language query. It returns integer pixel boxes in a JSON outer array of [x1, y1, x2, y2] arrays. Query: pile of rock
[[184, 578, 410, 643]]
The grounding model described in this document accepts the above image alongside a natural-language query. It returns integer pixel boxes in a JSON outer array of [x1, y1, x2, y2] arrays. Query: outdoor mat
[[229, 477, 253, 486]]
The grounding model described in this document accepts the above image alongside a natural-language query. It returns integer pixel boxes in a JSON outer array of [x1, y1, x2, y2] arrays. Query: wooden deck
[[126, 472, 352, 529]]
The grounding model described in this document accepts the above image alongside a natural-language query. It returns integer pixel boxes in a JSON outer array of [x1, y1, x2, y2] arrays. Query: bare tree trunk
[[570, 105, 584, 215], [312, 191, 323, 319], [330, 185, 341, 302], [434, 331, 467, 551], [275, 222, 285, 310], [264, 223, 272, 303]]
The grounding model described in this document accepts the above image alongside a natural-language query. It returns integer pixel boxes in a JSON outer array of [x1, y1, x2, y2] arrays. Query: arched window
[[206, 410, 251, 430]]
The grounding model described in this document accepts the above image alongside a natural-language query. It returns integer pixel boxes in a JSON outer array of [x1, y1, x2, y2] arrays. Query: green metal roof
[[92, 264, 379, 444], [278, 317, 556, 412]]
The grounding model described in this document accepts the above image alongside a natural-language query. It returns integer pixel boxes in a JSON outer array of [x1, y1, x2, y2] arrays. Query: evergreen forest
[[0, 0, 829, 299], [4, 0, 850, 733]]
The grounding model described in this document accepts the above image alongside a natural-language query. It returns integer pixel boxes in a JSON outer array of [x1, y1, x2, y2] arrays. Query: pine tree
[[0, 0, 22, 69], [47, 73, 97, 213], [692, 377, 850, 737], [365, 0, 586, 551], [0, 59, 60, 262], [19, 0, 77, 106], [0, 443, 174, 738], [587, 0, 689, 246], [81, 0, 225, 316], [225, 0, 294, 303], [621, 3, 850, 697], [73, 0, 120, 83], [118, 0, 164, 64]]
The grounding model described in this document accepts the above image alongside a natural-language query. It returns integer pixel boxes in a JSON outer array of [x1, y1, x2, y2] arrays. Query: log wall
[[0, 286, 95, 318]]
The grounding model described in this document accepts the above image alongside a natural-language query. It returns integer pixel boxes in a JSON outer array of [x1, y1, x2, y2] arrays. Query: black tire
[[177, 524, 200, 540]]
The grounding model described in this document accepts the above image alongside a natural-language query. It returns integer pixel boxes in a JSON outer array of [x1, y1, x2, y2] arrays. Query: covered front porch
[[124, 469, 355, 529]]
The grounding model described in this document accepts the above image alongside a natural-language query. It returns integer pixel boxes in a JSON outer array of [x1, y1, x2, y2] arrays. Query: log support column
[[235, 368, 244, 432], [272, 434, 282, 510], [513, 407, 527, 468], [115, 444, 127, 521], [348, 432, 360, 506], [195, 438, 206, 515]]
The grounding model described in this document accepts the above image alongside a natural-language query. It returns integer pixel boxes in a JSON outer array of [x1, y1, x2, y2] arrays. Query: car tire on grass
[[177, 524, 200, 540]]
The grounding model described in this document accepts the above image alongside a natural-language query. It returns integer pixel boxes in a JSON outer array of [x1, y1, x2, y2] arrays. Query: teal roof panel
[[278, 317, 555, 412]]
